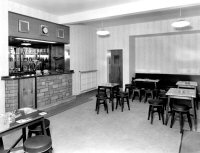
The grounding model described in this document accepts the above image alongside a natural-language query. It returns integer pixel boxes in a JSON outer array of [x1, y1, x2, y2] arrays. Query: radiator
[[79, 70, 97, 93]]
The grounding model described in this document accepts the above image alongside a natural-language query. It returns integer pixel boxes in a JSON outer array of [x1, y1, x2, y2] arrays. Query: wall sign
[[57, 29, 64, 38], [19, 20, 29, 33]]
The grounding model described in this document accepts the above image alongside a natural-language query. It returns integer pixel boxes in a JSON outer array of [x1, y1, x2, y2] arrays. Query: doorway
[[108, 49, 123, 87]]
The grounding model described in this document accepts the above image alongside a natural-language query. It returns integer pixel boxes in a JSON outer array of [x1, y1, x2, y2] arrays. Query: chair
[[28, 119, 51, 138], [170, 102, 192, 133], [147, 99, 165, 124], [116, 91, 130, 112], [23, 135, 52, 153], [95, 87, 109, 114]]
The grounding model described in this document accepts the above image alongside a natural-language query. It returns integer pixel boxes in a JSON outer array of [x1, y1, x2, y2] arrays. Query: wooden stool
[[28, 119, 51, 138], [148, 99, 164, 124], [96, 94, 108, 114], [170, 104, 192, 133], [125, 84, 134, 98], [116, 91, 130, 112], [24, 135, 52, 153]]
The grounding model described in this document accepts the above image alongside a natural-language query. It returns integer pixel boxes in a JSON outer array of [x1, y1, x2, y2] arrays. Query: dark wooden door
[[109, 50, 123, 87]]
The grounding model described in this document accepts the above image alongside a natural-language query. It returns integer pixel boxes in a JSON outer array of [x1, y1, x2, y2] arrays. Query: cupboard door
[[19, 78, 35, 108]]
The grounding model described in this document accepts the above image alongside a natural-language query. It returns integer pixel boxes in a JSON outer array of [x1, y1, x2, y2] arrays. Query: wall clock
[[41, 25, 48, 35]]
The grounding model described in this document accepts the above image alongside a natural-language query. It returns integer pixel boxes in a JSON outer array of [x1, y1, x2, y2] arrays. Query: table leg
[[0, 137, 4, 151], [165, 96, 170, 125], [191, 98, 197, 131], [22, 128, 26, 143]]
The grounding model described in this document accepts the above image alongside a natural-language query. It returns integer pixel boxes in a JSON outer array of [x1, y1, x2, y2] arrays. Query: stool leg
[[148, 105, 152, 120], [126, 97, 130, 110], [97, 99, 100, 114], [95, 98, 98, 111], [104, 100, 108, 114], [121, 98, 124, 112], [150, 106, 154, 124], [187, 112, 192, 131], [116, 97, 119, 109], [180, 112, 183, 133], [161, 106, 164, 124], [46, 128, 51, 137], [158, 107, 161, 120], [28, 131, 32, 138], [170, 111, 175, 128], [132, 92, 135, 102]]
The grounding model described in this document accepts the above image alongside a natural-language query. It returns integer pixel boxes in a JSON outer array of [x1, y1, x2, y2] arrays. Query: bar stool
[[116, 91, 130, 112], [147, 99, 164, 124], [24, 135, 52, 153], [28, 119, 51, 138], [170, 104, 192, 133]]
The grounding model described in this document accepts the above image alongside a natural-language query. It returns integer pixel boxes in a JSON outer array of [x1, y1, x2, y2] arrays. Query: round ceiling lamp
[[96, 30, 110, 36], [171, 19, 190, 28], [171, 8, 191, 28], [96, 21, 110, 36]]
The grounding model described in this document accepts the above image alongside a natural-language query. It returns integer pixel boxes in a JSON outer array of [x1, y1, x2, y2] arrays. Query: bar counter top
[[1, 70, 74, 80]]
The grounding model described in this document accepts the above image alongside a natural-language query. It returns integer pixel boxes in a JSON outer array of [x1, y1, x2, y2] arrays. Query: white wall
[[0, 0, 8, 114], [97, 16, 200, 88], [70, 25, 97, 95]]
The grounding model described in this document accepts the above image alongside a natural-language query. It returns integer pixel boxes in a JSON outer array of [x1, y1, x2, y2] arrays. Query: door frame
[[107, 49, 123, 87]]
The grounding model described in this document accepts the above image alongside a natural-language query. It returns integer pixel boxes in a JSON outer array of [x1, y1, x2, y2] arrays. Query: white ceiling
[[8, 0, 200, 24], [8, 0, 136, 15]]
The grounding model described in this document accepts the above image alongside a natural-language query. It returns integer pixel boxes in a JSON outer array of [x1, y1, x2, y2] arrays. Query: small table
[[0, 110, 47, 152], [176, 81, 198, 89], [134, 78, 159, 88], [165, 88, 197, 129], [98, 83, 119, 111]]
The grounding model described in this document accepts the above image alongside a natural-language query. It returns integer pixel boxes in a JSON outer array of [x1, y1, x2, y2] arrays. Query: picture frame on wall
[[19, 20, 29, 33], [57, 29, 64, 38]]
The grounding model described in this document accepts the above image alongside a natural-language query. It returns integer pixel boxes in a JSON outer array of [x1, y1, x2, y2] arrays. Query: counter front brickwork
[[37, 74, 72, 108], [3, 73, 74, 112]]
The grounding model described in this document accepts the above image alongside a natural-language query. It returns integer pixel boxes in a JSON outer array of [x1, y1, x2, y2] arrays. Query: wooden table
[[0, 110, 47, 152], [98, 83, 119, 111], [134, 78, 159, 88], [176, 81, 198, 89], [165, 88, 197, 129]]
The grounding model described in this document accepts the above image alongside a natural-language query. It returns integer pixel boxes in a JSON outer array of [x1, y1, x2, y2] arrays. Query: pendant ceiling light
[[171, 8, 190, 28], [96, 21, 110, 36]]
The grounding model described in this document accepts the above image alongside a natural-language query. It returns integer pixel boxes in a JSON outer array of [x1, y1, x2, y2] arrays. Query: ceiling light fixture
[[96, 21, 110, 36], [21, 42, 31, 46], [15, 38, 56, 44], [171, 8, 190, 28]]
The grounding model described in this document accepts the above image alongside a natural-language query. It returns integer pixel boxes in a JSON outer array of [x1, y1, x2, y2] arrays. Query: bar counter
[[1, 70, 74, 112]]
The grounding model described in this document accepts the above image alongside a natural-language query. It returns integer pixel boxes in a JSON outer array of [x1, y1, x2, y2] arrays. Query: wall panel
[[70, 25, 97, 95]]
